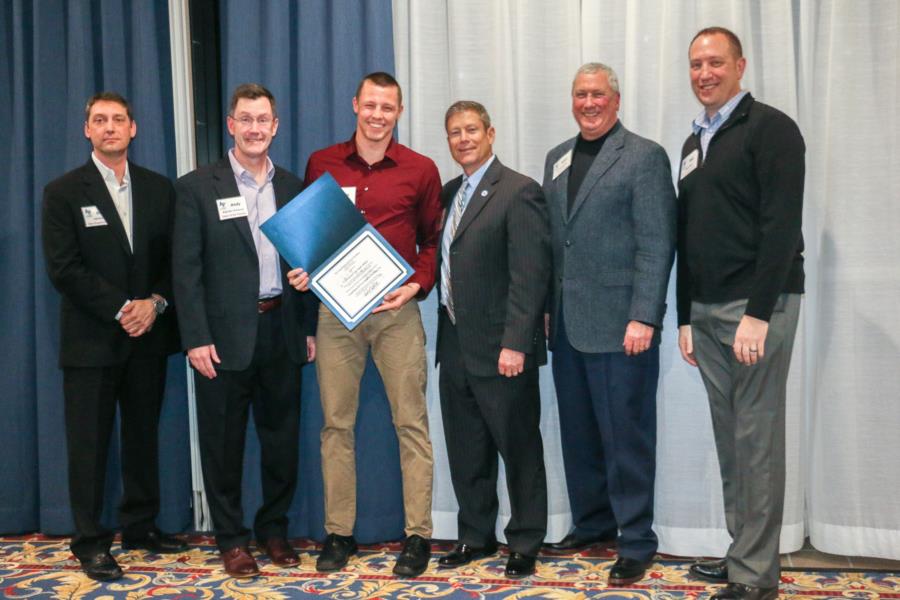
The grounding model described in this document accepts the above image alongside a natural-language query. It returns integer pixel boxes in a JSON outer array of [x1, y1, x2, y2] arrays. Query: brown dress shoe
[[261, 537, 300, 567], [221, 546, 260, 578]]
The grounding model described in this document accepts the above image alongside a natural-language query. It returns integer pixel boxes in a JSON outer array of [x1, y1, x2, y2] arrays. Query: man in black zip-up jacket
[[676, 27, 805, 600]]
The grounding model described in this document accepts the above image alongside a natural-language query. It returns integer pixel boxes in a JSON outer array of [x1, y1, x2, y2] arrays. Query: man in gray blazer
[[543, 63, 676, 586], [436, 101, 551, 578]]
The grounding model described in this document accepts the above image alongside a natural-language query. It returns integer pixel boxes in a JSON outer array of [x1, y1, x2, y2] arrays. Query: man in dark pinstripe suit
[[435, 100, 551, 579]]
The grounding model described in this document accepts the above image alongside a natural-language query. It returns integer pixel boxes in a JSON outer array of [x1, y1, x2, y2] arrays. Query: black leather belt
[[257, 295, 282, 314]]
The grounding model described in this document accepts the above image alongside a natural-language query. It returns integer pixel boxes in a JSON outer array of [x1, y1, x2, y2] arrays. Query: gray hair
[[572, 63, 620, 94]]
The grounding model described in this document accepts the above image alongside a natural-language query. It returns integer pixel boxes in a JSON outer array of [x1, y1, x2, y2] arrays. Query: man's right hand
[[188, 344, 221, 379], [287, 267, 310, 292], [678, 325, 697, 367]]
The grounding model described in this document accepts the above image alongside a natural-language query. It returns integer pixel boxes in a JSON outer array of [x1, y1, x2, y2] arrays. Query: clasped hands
[[119, 297, 158, 338]]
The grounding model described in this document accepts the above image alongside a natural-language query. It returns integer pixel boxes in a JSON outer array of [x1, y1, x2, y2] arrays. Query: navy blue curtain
[[0, 0, 191, 535], [219, 0, 402, 543]]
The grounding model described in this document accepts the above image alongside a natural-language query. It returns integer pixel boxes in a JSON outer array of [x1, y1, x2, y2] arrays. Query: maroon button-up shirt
[[304, 136, 443, 296]]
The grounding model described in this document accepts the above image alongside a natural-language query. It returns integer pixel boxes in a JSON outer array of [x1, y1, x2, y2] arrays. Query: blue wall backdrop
[[0, 0, 191, 535], [218, 0, 405, 542], [0, 0, 402, 543]]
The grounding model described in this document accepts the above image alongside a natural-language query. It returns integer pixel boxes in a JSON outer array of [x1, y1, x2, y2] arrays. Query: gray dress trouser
[[691, 293, 801, 588]]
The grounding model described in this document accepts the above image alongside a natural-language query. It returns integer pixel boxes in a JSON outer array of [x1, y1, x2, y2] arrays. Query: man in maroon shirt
[[288, 72, 442, 577]]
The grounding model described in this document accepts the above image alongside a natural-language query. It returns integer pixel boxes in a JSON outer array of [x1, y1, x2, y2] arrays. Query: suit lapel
[[440, 175, 462, 231], [129, 164, 152, 260], [453, 158, 502, 242], [82, 161, 132, 256], [568, 124, 625, 222], [212, 159, 257, 258], [272, 167, 293, 209], [551, 138, 577, 225]]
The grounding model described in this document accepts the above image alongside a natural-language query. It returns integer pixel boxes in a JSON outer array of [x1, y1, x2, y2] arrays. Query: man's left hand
[[623, 320, 654, 356], [733, 314, 768, 365], [119, 298, 157, 337], [498, 348, 525, 377], [372, 283, 420, 313]]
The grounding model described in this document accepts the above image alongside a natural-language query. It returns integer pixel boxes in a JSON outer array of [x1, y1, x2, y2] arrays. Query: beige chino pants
[[315, 300, 433, 538]]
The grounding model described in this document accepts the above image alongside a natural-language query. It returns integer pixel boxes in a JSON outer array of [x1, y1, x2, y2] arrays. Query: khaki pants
[[316, 300, 433, 538]]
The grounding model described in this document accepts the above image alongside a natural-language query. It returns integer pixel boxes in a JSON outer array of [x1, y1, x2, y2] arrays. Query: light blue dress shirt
[[439, 155, 495, 312], [228, 149, 282, 298], [692, 90, 749, 159]]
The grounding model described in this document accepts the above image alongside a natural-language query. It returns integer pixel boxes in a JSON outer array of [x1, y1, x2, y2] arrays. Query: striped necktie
[[440, 179, 469, 324]]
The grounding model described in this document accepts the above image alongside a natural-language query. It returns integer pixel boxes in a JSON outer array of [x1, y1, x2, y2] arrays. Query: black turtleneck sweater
[[567, 121, 620, 214]]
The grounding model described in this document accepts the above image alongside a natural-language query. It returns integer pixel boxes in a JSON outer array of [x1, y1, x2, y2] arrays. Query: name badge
[[216, 196, 248, 220], [680, 149, 699, 180], [552, 150, 573, 180], [81, 205, 108, 227], [341, 186, 357, 205]]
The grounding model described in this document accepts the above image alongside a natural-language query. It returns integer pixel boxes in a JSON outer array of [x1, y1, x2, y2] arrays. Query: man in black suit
[[172, 84, 317, 578], [435, 101, 551, 579], [42, 91, 187, 581]]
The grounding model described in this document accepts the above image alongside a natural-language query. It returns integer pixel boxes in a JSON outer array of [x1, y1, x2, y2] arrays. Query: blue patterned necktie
[[440, 178, 469, 324]]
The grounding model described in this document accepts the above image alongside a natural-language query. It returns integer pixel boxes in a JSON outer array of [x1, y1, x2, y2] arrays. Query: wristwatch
[[152, 296, 167, 315]]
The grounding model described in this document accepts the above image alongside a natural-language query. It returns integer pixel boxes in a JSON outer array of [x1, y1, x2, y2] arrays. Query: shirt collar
[[463, 154, 495, 194], [692, 90, 749, 135], [343, 133, 399, 167], [228, 148, 274, 184], [91, 152, 130, 186]]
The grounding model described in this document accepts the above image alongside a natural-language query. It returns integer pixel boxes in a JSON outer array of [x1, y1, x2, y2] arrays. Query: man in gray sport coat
[[543, 63, 676, 586]]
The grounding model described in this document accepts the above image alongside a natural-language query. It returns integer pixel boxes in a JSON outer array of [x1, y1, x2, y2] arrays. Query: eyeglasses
[[231, 115, 275, 129]]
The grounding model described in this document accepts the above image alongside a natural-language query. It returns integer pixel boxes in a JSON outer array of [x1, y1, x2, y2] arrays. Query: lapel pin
[[481, 190, 488, 197]]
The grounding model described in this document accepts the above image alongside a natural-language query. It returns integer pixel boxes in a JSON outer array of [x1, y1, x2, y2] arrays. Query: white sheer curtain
[[394, 0, 900, 559]]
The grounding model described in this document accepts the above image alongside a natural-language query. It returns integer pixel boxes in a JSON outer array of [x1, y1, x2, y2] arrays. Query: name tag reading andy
[[552, 150, 573, 180], [341, 186, 357, 205], [680, 149, 699, 180], [216, 196, 248, 220], [81, 206, 108, 227]]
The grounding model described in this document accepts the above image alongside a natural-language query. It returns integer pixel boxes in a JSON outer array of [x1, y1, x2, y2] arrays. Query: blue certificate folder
[[261, 172, 413, 330], [260, 172, 365, 271]]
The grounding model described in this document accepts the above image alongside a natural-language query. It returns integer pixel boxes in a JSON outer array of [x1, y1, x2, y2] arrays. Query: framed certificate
[[261, 173, 414, 330], [310, 224, 412, 330]]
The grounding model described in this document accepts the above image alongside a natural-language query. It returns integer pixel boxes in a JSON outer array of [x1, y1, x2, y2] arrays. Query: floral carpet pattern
[[0, 535, 898, 599]]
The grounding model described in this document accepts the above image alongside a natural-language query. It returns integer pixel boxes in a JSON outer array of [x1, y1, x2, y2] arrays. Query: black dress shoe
[[608, 556, 650, 585], [690, 558, 728, 582], [121, 530, 188, 554], [710, 582, 779, 600], [316, 533, 357, 572], [505, 552, 536, 578], [79, 552, 123, 581], [438, 542, 499, 568], [545, 531, 616, 551], [393, 534, 431, 577]]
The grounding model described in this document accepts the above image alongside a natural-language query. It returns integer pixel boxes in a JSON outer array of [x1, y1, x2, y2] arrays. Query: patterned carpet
[[1, 535, 898, 599]]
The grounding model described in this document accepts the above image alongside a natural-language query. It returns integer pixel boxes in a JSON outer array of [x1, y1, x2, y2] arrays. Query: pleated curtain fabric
[[0, 0, 191, 535], [393, 0, 900, 559]]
